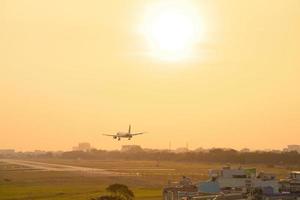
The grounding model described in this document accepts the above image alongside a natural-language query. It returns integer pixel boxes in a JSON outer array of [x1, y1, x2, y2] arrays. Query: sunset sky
[[0, 0, 299, 151]]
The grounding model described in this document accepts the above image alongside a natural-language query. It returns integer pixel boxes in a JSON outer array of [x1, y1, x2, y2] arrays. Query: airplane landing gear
[[118, 138, 120, 141]]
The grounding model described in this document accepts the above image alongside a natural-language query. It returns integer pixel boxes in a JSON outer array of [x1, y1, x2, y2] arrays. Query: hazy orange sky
[[0, 0, 299, 151]]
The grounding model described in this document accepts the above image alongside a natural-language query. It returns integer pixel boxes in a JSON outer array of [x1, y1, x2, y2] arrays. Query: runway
[[0, 159, 124, 176]]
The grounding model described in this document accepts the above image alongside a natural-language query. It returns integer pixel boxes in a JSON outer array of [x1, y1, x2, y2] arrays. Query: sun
[[141, 2, 202, 61]]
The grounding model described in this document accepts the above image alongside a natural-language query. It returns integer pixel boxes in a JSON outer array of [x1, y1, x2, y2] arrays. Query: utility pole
[[186, 142, 189, 151]]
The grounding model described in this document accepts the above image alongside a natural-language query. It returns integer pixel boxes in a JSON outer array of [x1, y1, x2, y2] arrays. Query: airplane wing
[[131, 132, 145, 136], [102, 134, 117, 137]]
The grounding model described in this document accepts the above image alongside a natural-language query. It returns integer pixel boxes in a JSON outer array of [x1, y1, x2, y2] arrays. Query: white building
[[199, 166, 279, 193], [280, 171, 300, 193], [208, 166, 253, 189]]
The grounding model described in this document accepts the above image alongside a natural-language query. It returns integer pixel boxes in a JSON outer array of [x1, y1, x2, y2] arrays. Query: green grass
[[0, 182, 161, 200], [1, 184, 102, 200], [0, 162, 162, 200]]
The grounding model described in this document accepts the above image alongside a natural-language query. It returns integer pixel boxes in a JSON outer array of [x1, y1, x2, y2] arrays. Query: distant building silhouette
[[283, 145, 300, 153], [121, 145, 143, 153], [72, 143, 92, 152], [194, 147, 209, 153], [240, 148, 251, 153], [0, 149, 15, 155], [174, 147, 189, 153]]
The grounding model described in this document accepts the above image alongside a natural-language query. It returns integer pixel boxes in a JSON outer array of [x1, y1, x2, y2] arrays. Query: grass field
[[0, 159, 298, 200]]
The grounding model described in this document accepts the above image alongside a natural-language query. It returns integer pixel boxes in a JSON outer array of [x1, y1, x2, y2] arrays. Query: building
[[204, 166, 255, 191], [0, 149, 15, 155], [280, 171, 300, 194], [163, 176, 198, 200], [121, 145, 143, 153], [240, 148, 250, 153], [194, 147, 209, 153], [163, 168, 299, 200], [202, 166, 280, 193], [72, 143, 92, 152], [174, 147, 189, 153], [284, 145, 300, 153], [163, 176, 246, 200]]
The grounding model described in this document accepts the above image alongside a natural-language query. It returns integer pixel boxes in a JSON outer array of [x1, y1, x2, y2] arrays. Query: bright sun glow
[[141, 2, 203, 61]]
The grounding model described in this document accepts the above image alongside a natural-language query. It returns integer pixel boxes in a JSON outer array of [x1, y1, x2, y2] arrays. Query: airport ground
[[0, 159, 299, 200]]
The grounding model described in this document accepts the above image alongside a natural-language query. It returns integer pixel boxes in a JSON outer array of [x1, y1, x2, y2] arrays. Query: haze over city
[[1, 0, 300, 152]]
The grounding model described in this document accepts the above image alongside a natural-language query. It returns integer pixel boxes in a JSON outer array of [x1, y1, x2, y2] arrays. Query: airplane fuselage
[[116, 132, 131, 137], [115, 132, 132, 139]]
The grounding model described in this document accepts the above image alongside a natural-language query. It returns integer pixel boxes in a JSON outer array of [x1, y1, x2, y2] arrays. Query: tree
[[106, 184, 134, 200]]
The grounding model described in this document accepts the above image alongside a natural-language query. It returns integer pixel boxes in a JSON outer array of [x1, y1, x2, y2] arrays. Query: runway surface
[[0, 159, 176, 176], [0, 159, 124, 176]]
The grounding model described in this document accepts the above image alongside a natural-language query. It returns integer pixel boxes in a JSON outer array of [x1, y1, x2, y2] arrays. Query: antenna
[[128, 124, 131, 133]]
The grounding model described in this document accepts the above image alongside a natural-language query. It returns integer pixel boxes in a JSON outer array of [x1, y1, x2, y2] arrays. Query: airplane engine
[[113, 136, 117, 139]]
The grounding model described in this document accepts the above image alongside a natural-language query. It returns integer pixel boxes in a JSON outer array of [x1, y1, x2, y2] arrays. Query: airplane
[[102, 125, 145, 141]]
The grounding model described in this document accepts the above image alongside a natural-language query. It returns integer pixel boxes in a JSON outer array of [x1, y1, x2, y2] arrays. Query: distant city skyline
[[1, 144, 299, 153]]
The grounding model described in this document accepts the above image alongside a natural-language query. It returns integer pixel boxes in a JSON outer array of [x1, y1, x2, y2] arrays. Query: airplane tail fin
[[128, 124, 131, 134]]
